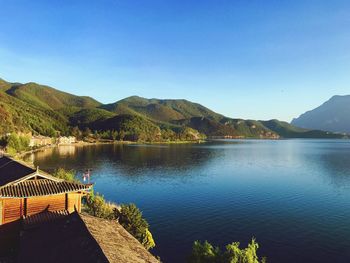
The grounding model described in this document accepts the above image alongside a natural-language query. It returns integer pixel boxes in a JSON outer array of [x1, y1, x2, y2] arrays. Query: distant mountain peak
[[292, 95, 350, 133]]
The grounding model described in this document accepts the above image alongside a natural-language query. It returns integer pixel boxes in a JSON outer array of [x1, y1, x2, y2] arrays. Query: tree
[[119, 130, 125, 141], [1, 133, 30, 155], [117, 203, 155, 250], [83, 127, 92, 139], [111, 130, 118, 141], [85, 190, 115, 219], [72, 126, 82, 140], [84, 195, 155, 250], [161, 128, 177, 141], [93, 130, 101, 140], [52, 168, 78, 182], [178, 127, 206, 141], [188, 239, 266, 263], [189, 240, 221, 263]]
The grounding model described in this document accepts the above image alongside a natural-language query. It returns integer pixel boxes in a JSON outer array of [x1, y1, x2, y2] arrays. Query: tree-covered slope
[[101, 96, 223, 123], [220, 118, 279, 138], [0, 79, 71, 135], [0, 77, 346, 140], [69, 108, 116, 127], [89, 114, 162, 141], [173, 117, 238, 137], [262, 119, 346, 138], [291, 95, 350, 133], [0, 79, 100, 136], [5, 82, 101, 110]]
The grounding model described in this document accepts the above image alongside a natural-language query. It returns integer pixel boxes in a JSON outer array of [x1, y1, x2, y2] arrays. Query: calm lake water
[[26, 140, 350, 263]]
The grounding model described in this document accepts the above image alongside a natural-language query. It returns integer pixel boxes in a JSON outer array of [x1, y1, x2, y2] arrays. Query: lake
[[26, 139, 350, 263]]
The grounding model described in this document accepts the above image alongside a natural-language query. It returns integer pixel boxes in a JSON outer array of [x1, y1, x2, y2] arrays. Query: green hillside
[[220, 118, 278, 138], [0, 84, 70, 136], [69, 108, 116, 127], [173, 117, 237, 137], [261, 120, 346, 139], [89, 114, 162, 141], [101, 96, 223, 122], [0, 79, 100, 136], [0, 78, 346, 141], [5, 82, 101, 110]]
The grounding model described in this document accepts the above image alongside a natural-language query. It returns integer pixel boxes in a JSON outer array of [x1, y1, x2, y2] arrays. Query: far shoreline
[[15, 136, 350, 160]]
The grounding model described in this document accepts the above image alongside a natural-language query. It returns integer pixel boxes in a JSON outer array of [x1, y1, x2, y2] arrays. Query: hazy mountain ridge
[[292, 95, 350, 133], [0, 78, 345, 139]]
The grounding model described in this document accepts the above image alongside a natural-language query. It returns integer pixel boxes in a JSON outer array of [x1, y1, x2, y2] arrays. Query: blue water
[[28, 140, 350, 263]]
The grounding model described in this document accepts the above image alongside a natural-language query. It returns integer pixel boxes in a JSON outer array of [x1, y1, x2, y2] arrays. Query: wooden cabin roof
[[18, 211, 159, 263], [0, 156, 35, 186], [0, 179, 92, 198], [0, 155, 92, 198], [23, 210, 70, 229], [80, 213, 160, 263]]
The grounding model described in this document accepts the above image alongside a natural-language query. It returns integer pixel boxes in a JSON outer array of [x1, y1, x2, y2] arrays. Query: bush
[[189, 240, 221, 263], [85, 190, 116, 220], [142, 228, 156, 250], [52, 168, 78, 182], [117, 203, 155, 250], [83, 194, 155, 250], [0, 133, 30, 155], [177, 127, 206, 141], [188, 238, 266, 263]]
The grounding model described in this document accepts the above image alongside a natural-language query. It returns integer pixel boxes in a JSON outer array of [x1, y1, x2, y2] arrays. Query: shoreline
[[16, 139, 206, 159], [13, 136, 349, 159]]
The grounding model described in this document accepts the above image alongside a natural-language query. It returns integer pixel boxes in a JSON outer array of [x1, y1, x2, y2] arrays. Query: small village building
[[29, 135, 53, 147], [0, 156, 91, 225], [58, 136, 76, 145]]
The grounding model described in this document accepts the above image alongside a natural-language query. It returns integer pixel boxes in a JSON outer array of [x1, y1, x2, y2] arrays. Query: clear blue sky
[[0, 0, 349, 121]]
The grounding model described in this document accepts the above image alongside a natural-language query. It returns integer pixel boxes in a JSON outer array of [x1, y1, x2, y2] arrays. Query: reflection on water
[[29, 140, 350, 263], [27, 144, 217, 177]]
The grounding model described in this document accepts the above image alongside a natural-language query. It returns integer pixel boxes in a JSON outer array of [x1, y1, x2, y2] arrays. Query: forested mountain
[[291, 95, 350, 133], [0, 78, 346, 141], [4, 81, 101, 110], [0, 79, 70, 135], [101, 96, 223, 122]]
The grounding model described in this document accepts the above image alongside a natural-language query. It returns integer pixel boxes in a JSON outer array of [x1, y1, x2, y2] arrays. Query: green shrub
[[52, 168, 78, 182], [83, 194, 155, 250], [117, 203, 155, 250], [188, 238, 266, 263], [85, 190, 115, 220], [189, 240, 221, 263], [0, 133, 30, 155], [142, 228, 156, 250]]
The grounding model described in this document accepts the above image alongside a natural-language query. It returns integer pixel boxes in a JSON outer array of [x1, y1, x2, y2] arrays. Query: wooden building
[[0, 156, 91, 225], [0, 156, 159, 263]]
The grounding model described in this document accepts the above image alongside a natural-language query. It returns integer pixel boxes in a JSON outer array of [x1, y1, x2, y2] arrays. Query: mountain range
[[292, 95, 350, 134], [0, 78, 346, 140]]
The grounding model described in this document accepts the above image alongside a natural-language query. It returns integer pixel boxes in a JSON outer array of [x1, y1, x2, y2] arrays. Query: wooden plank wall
[[3, 198, 23, 224], [68, 193, 82, 212], [0, 193, 83, 225], [26, 194, 66, 216], [0, 200, 2, 225]]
